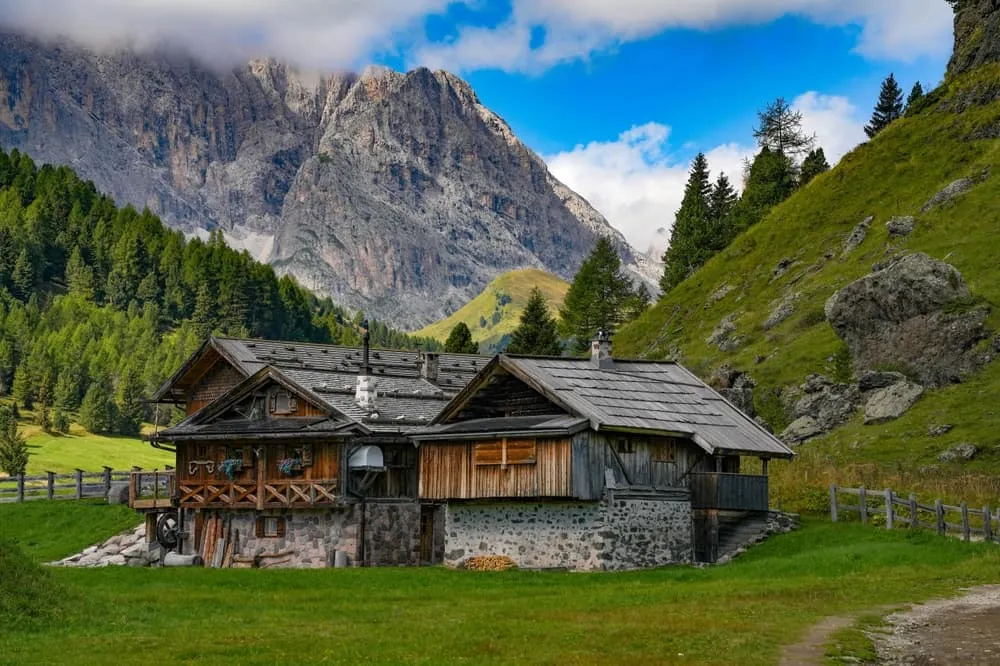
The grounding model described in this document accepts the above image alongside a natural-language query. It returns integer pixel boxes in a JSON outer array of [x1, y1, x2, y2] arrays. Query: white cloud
[[0, 0, 451, 69], [415, 0, 953, 73], [545, 90, 865, 253]]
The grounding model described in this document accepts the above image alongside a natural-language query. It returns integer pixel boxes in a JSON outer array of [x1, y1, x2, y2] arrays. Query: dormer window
[[270, 389, 297, 415]]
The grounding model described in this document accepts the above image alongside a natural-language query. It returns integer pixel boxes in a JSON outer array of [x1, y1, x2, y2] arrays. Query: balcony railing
[[177, 479, 339, 509], [130, 470, 176, 510], [690, 473, 769, 512]]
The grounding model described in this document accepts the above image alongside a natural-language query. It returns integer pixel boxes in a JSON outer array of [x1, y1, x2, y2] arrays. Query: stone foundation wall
[[443, 493, 693, 571], [361, 502, 422, 566]]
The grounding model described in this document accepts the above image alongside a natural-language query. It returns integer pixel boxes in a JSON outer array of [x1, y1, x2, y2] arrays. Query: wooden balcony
[[690, 473, 769, 512], [130, 470, 176, 510], [178, 479, 339, 509]]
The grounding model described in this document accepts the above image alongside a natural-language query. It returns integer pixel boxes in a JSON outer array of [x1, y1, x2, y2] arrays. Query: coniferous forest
[[0, 147, 438, 435]]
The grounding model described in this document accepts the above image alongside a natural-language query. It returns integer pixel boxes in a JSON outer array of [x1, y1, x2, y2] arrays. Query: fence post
[[47, 471, 56, 500], [859, 486, 868, 525], [961, 502, 970, 542], [909, 493, 918, 529], [16, 473, 24, 502], [103, 466, 113, 494], [885, 489, 894, 530], [984, 505, 993, 542], [75, 469, 84, 500], [935, 499, 945, 536], [829, 484, 838, 522]]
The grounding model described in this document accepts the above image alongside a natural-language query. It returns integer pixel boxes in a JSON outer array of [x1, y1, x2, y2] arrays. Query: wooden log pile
[[463, 555, 517, 571]]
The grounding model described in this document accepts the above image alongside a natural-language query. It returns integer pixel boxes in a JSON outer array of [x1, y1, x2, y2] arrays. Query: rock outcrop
[[0, 32, 657, 328], [863, 380, 925, 425], [921, 178, 975, 212], [948, 0, 1000, 80], [842, 216, 873, 256], [825, 253, 990, 386], [780, 374, 862, 444], [886, 216, 916, 236]]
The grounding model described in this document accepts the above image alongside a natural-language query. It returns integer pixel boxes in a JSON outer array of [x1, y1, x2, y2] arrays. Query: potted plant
[[277, 457, 302, 476], [219, 458, 243, 480]]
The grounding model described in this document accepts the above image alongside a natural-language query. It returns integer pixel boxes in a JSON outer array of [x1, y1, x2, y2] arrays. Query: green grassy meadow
[[2, 501, 999, 665]]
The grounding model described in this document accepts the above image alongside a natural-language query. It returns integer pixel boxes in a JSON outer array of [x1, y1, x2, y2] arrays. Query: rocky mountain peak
[[948, 0, 1000, 78], [0, 30, 658, 327]]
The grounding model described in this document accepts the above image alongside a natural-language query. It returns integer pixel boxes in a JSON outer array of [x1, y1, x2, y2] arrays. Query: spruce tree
[[11, 359, 33, 410], [731, 147, 796, 233], [905, 81, 924, 115], [191, 282, 216, 340], [865, 73, 905, 138], [660, 154, 712, 293], [506, 287, 562, 356], [115, 365, 145, 436], [559, 237, 638, 354], [11, 248, 33, 300], [799, 148, 831, 187], [80, 381, 117, 434], [444, 322, 479, 354], [0, 405, 28, 476], [65, 246, 95, 300], [752, 98, 815, 159], [708, 173, 738, 224]]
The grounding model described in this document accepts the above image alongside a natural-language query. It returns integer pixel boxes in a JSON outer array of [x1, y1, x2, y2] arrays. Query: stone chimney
[[421, 352, 440, 382], [591, 330, 613, 369], [356, 320, 377, 411]]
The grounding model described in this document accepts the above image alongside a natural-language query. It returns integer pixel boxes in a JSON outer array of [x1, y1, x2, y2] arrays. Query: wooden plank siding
[[186, 361, 245, 415], [578, 431, 702, 497], [177, 441, 340, 486], [419, 437, 572, 500]]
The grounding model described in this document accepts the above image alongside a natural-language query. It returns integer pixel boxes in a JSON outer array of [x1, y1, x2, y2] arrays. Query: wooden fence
[[0, 467, 170, 503], [830, 484, 999, 543]]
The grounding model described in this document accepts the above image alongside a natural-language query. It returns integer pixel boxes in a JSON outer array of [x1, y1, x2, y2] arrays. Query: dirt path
[[871, 585, 1000, 665], [779, 615, 856, 665]]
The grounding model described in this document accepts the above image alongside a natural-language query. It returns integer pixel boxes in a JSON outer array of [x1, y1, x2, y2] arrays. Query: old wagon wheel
[[155, 510, 180, 550]]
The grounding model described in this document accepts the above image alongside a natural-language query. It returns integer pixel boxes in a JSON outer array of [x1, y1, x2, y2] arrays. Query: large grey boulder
[[825, 253, 990, 386], [763, 292, 799, 330], [107, 481, 130, 505], [780, 416, 824, 444], [858, 371, 907, 392], [921, 178, 974, 212], [791, 376, 860, 432], [863, 381, 925, 424], [842, 216, 873, 256]]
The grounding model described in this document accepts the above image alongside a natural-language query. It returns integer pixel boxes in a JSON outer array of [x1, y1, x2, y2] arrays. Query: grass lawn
[[0, 500, 140, 562], [3, 503, 999, 665], [18, 422, 173, 475]]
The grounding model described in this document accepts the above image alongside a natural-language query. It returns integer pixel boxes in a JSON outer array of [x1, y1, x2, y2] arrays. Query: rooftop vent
[[591, 330, 613, 369]]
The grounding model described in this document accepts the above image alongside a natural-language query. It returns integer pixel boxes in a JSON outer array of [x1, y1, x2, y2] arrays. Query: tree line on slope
[[661, 72, 926, 295], [0, 147, 438, 475]]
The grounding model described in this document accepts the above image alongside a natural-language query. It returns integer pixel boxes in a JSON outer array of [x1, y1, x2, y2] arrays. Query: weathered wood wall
[[574, 431, 703, 498], [178, 441, 340, 484], [419, 437, 572, 499]]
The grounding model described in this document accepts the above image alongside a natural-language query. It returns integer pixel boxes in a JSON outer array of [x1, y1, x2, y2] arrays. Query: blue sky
[[1, 0, 955, 250]]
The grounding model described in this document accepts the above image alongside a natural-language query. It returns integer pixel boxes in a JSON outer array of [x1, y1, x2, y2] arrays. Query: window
[[270, 389, 298, 415], [255, 516, 286, 538], [615, 438, 634, 455], [474, 439, 537, 466]]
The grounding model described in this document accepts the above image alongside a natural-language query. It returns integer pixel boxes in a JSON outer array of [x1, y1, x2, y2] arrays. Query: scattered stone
[[707, 284, 733, 305], [858, 371, 907, 392], [49, 524, 155, 568], [825, 253, 990, 387], [83, 546, 98, 555], [780, 416, 824, 444], [793, 380, 860, 432], [801, 374, 834, 394], [927, 424, 954, 437], [938, 443, 979, 462], [107, 481, 130, 505], [864, 381, 925, 424], [842, 216, 874, 256], [921, 178, 975, 213], [763, 292, 800, 330], [773, 258, 795, 279], [886, 216, 916, 236], [717, 336, 745, 352], [707, 314, 744, 351]]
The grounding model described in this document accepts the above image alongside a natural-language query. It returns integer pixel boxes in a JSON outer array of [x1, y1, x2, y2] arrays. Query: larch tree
[[865, 73, 905, 138], [660, 153, 712, 294], [560, 237, 640, 354], [444, 322, 479, 354], [752, 98, 815, 160], [506, 287, 563, 356], [798, 148, 831, 187]]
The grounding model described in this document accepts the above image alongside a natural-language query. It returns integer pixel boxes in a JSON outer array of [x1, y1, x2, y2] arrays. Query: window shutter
[[241, 447, 253, 467], [254, 517, 264, 538], [276, 517, 287, 538]]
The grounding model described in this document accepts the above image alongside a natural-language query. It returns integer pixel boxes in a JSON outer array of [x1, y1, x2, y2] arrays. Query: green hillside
[[414, 269, 569, 353], [616, 64, 1000, 507]]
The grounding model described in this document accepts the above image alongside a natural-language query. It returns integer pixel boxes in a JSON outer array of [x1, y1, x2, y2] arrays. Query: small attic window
[[270, 389, 298, 415]]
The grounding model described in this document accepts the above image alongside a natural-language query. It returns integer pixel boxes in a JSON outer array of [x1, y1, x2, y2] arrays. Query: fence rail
[[830, 484, 999, 543], [0, 467, 170, 503]]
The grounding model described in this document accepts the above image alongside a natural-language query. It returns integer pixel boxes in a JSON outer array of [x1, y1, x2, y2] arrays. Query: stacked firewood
[[464, 555, 517, 571]]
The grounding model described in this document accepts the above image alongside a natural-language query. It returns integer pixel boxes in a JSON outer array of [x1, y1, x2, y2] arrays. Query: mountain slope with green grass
[[414, 269, 569, 353], [616, 60, 1000, 508]]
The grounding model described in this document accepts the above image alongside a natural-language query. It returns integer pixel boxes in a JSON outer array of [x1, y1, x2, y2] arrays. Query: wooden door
[[419, 505, 436, 564]]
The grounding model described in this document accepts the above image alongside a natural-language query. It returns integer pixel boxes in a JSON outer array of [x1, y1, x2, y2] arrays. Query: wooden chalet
[[410, 334, 795, 568], [136, 336, 489, 567]]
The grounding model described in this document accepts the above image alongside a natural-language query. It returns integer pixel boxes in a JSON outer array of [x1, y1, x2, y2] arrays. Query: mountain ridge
[[0, 31, 658, 328]]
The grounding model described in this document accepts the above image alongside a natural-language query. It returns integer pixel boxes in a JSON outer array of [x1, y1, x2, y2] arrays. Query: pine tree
[[0, 405, 28, 476], [115, 365, 145, 436], [865, 73, 905, 138], [11, 359, 33, 410], [52, 409, 70, 434], [79, 381, 117, 434], [506, 287, 562, 356], [708, 173, 738, 224], [54, 368, 82, 411], [560, 237, 639, 354], [799, 148, 831, 187], [661, 154, 713, 293], [752, 98, 815, 159], [444, 322, 479, 354], [191, 282, 217, 340], [905, 81, 924, 115], [65, 246, 95, 300], [11, 248, 34, 300]]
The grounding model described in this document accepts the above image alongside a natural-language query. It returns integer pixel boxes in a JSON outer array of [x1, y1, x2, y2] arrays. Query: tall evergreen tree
[[11, 359, 33, 410], [115, 365, 145, 436], [65, 245, 95, 300], [904, 81, 925, 115], [865, 73, 905, 138], [752, 98, 815, 159], [11, 248, 34, 300], [0, 405, 28, 476], [79, 381, 117, 435], [660, 154, 712, 293], [798, 148, 831, 187], [560, 237, 639, 354], [444, 322, 479, 354], [506, 287, 562, 356], [708, 173, 738, 224], [731, 147, 796, 233]]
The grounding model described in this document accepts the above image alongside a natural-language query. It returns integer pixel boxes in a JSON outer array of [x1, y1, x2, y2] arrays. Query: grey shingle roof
[[438, 356, 794, 459]]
